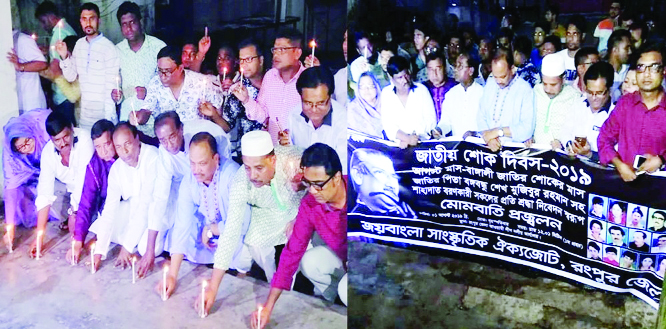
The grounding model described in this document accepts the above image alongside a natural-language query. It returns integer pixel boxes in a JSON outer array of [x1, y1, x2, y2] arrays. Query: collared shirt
[[531, 48, 543, 70], [271, 177, 348, 291], [288, 99, 347, 173], [516, 61, 541, 88], [244, 65, 306, 144], [48, 18, 77, 106], [213, 146, 306, 270], [611, 64, 629, 103], [333, 67, 348, 106], [437, 82, 484, 137], [216, 77, 264, 154], [380, 82, 436, 141], [74, 152, 115, 242], [142, 70, 221, 122], [566, 98, 614, 152], [652, 245, 666, 253], [349, 55, 369, 84], [556, 49, 578, 85], [172, 158, 245, 264], [598, 90, 666, 165], [116, 35, 167, 137], [36, 128, 94, 212], [572, 76, 584, 96], [100, 143, 159, 252], [533, 84, 580, 144], [60, 34, 120, 129], [412, 54, 427, 83], [12, 31, 47, 112], [477, 76, 535, 142], [423, 79, 457, 122], [150, 146, 189, 233]]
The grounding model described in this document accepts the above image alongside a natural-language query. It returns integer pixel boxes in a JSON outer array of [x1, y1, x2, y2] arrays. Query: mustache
[[369, 189, 399, 203]]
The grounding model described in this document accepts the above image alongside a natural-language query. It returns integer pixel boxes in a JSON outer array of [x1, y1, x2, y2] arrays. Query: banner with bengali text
[[347, 132, 666, 308]]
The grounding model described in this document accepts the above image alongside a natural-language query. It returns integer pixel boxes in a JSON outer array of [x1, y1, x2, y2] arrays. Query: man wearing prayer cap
[[197, 131, 307, 316], [531, 53, 580, 149]]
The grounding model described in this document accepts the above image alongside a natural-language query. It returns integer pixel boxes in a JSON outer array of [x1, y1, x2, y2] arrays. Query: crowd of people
[[4, 1, 347, 327], [347, 1, 666, 181]]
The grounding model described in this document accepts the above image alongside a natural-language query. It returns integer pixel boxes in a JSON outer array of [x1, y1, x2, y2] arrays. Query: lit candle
[[90, 243, 96, 274], [71, 240, 75, 265], [364, 46, 368, 59], [309, 39, 316, 59], [130, 101, 137, 125], [240, 67, 244, 81], [132, 256, 136, 284], [6, 224, 13, 253], [36, 230, 43, 260], [116, 75, 120, 92], [257, 304, 263, 328], [162, 265, 169, 301], [205, 26, 208, 38], [222, 67, 227, 82], [200, 280, 208, 318], [275, 117, 283, 132], [31, 33, 37, 41]]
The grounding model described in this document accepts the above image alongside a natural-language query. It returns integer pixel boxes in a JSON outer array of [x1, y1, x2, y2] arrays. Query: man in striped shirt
[[56, 2, 119, 130]]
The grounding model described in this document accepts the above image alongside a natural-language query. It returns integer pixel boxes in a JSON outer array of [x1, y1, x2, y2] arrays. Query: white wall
[[1, 0, 21, 197]]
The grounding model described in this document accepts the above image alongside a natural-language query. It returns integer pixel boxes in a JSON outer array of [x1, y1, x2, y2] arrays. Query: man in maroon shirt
[[598, 44, 666, 181], [252, 143, 347, 329]]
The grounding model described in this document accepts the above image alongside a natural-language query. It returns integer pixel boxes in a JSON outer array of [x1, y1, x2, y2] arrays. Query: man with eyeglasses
[[598, 45, 666, 182], [252, 143, 348, 328], [594, 1, 622, 55], [55, 2, 119, 130], [197, 131, 306, 316], [280, 67, 347, 172], [423, 52, 457, 123], [571, 47, 600, 95], [133, 46, 221, 127], [567, 62, 615, 160], [555, 15, 586, 86], [157, 132, 249, 300], [649, 211, 666, 232], [350, 148, 416, 218], [230, 28, 306, 145], [445, 33, 462, 80], [607, 29, 633, 103], [111, 1, 166, 139]]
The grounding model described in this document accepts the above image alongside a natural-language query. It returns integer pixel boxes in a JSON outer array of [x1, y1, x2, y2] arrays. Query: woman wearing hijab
[[348, 72, 386, 139], [3, 109, 52, 248]]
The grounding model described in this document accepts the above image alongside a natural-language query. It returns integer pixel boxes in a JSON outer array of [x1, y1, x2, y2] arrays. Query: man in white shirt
[[556, 16, 585, 85], [56, 3, 119, 130], [332, 30, 348, 107], [32, 112, 94, 258], [432, 51, 483, 138], [90, 122, 159, 271], [280, 67, 347, 172], [380, 55, 436, 148], [7, 30, 48, 113], [607, 29, 633, 103]]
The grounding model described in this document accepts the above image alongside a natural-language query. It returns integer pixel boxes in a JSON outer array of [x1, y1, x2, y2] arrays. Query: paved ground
[[0, 223, 347, 329]]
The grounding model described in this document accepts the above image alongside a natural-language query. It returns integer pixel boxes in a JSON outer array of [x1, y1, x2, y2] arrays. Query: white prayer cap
[[241, 130, 274, 156], [541, 53, 565, 77]]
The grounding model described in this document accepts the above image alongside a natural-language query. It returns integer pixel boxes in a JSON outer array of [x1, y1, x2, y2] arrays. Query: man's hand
[[129, 109, 151, 125], [3, 225, 14, 253], [285, 219, 296, 239], [50, 59, 62, 77], [278, 129, 291, 146], [6, 49, 19, 71], [406, 133, 419, 146], [523, 138, 534, 148], [571, 140, 591, 157], [550, 139, 563, 151], [482, 129, 501, 144], [202, 227, 212, 250], [304, 55, 320, 68], [358, 56, 369, 72], [199, 101, 220, 119], [194, 284, 217, 317], [55, 40, 68, 59], [230, 82, 249, 103], [136, 250, 155, 278], [135, 86, 147, 100], [487, 138, 502, 152], [66, 240, 83, 264], [67, 211, 76, 236], [111, 89, 123, 103], [638, 154, 663, 173], [615, 160, 637, 182], [114, 247, 133, 269], [198, 36, 211, 59], [251, 304, 271, 329], [155, 274, 177, 299], [28, 231, 45, 259], [430, 128, 442, 140]]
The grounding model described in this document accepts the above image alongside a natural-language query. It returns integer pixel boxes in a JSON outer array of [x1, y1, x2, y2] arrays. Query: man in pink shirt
[[598, 44, 666, 182], [252, 143, 347, 329], [231, 28, 306, 144]]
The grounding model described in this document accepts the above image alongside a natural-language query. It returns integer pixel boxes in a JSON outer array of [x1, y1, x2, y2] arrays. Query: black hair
[[497, 27, 514, 44], [448, 32, 463, 44], [458, 51, 479, 78], [157, 45, 182, 65], [592, 196, 604, 205], [189, 132, 218, 156], [589, 219, 602, 230], [658, 235, 666, 241], [654, 210, 666, 219], [354, 31, 372, 49], [116, 1, 142, 24], [607, 29, 632, 54], [512, 35, 532, 57], [605, 247, 617, 253], [35, 1, 58, 18], [45, 111, 72, 137], [425, 51, 446, 65], [296, 66, 335, 96], [534, 21, 550, 35], [387, 55, 410, 76], [63, 35, 78, 54], [113, 121, 138, 139], [636, 43, 666, 64], [238, 38, 264, 58], [566, 14, 586, 34], [611, 0, 624, 8], [635, 230, 647, 240], [154, 111, 183, 132], [378, 41, 398, 54], [575, 47, 599, 67], [492, 47, 514, 68], [275, 27, 304, 48], [91, 119, 115, 140], [413, 21, 431, 38], [622, 251, 636, 261], [588, 242, 600, 252], [632, 207, 644, 217], [543, 35, 562, 52], [609, 226, 625, 236], [545, 4, 560, 17], [583, 62, 615, 89], [300, 143, 342, 177], [80, 2, 100, 18]]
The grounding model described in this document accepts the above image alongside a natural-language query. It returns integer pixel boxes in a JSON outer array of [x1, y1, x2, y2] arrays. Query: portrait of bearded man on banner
[[350, 148, 417, 218]]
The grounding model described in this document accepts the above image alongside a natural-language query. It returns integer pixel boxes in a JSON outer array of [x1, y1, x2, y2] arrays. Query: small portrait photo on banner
[[588, 218, 606, 243], [657, 256, 666, 278], [603, 246, 620, 267], [628, 229, 651, 253], [626, 204, 648, 230], [587, 240, 603, 261], [651, 234, 666, 253], [619, 249, 637, 270], [647, 209, 666, 233], [607, 199, 628, 226], [588, 195, 607, 220], [638, 254, 656, 272], [607, 225, 628, 248]]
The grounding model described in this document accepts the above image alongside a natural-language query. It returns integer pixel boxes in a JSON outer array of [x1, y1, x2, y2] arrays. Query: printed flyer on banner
[[347, 131, 666, 309]]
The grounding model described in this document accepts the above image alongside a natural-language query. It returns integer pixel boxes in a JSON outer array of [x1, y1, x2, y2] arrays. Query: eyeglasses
[[239, 55, 259, 64], [158, 66, 178, 77], [303, 97, 330, 110], [455, 64, 469, 70], [533, 32, 545, 36], [158, 131, 180, 146], [636, 63, 664, 74], [271, 47, 298, 54], [15, 138, 31, 153], [587, 89, 608, 97], [301, 174, 336, 191]]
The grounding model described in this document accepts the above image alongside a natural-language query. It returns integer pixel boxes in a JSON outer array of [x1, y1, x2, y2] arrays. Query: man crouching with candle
[[251, 143, 347, 328]]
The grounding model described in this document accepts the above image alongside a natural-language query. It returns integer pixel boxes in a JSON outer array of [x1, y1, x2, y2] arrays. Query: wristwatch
[[497, 129, 504, 138]]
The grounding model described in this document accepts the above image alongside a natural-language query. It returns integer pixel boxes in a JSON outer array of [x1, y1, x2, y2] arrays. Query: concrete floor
[[0, 224, 347, 329]]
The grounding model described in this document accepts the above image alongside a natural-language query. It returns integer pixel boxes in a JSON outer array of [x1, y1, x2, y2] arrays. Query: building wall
[[1, 0, 21, 197]]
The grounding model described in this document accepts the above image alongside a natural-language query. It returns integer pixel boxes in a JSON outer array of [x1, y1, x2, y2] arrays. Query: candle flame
[[309, 40, 316, 48], [132, 256, 137, 262], [91, 242, 95, 250], [223, 67, 228, 73], [31, 34, 37, 40], [37, 230, 43, 236], [202, 280, 208, 288], [164, 265, 169, 272]]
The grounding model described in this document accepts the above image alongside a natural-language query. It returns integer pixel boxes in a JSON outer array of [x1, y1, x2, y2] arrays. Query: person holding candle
[[201, 43, 239, 133], [112, 1, 166, 139], [2, 109, 53, 251], [7, 29, 48, 114], [349, 31, 376, 86], [31, 111, 95, 258], [67, 119, 117, 264], [230, 28, 307, 144], [252, 143, 348, 328], [196, 131, 306, 315], [156, 132, 250, 299], [55, 2, 120, 130], [40, 36, 81, 126], [35, 1, 77, 120], [181, 33, 211, 73]]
